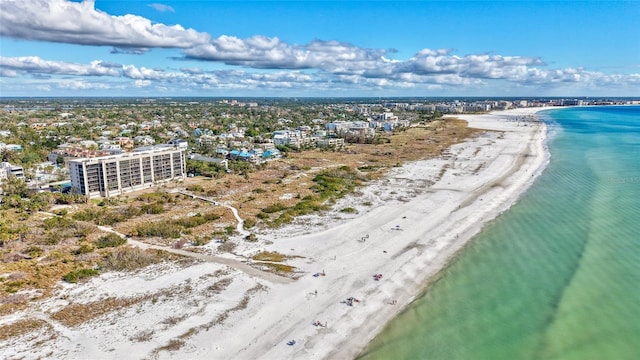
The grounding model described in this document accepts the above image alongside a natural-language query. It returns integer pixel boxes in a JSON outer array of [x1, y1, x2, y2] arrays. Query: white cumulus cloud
[[0, 56, 122, 77], [0, 0, 209, 51]]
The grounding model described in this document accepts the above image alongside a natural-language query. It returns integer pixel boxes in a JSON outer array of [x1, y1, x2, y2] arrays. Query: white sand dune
[[1, 108, 549, 360]]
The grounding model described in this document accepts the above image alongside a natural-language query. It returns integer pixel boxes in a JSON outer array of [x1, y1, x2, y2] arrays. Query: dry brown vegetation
[[184, 119, 479, 229], [50, 295, 151, 327], [49, 281, 194, 328], [0, 318, 50, 342], [0, 118, 478, 319]]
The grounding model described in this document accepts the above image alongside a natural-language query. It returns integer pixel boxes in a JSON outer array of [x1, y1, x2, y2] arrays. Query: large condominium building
[[69, 145, 186, 198]]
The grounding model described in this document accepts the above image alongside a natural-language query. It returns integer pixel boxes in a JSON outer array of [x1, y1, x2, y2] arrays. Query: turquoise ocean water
[[359, 106, 640, 360]]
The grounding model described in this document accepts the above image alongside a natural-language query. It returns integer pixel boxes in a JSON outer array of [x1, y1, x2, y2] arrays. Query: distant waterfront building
[[68, 145, 186, 198]]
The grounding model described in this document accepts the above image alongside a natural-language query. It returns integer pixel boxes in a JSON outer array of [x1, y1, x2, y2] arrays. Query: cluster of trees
[[1, 177, 85, 212]]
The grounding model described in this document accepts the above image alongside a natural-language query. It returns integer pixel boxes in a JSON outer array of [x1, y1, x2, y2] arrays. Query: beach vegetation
[[62, 268, 99, 283], [133, 221, 181, 238], [131, 211, 222, 239], [217, 240, 237, 253], [262, 202, 288, 213], [0, 99, 482, 323], [0, 319, 49, 342], [95, 233, 127, 248], [243, 218, 256, 229], [100, 247, 164, 271], [191, 236, 212, 246]]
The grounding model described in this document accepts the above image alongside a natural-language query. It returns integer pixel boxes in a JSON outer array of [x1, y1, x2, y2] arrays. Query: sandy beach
[[1, 108, 550, 360]]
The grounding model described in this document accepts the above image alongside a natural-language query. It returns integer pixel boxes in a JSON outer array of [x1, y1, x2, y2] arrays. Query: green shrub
[[95, 233, 127, 248], [6, 280, 24, 293], [186, 184, 205, 192], [40, 233, 61, 246], [43, 216, 74, 230], [72, 207, 104, 222], [53, 209, 68, 216], [262, 203, 288, 213], [133, 222, 181, 238], [243, 218, 256, 229], [24, 245, 43, 258], [63, 268, 99, 283], [74, 242, 95, 255], [191, 236, 211, 246], [172, 214, 208, 228], [141, 202, 166, 215]]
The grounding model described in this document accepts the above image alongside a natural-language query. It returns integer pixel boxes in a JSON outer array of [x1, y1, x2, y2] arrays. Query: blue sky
[[1, 0, 638, 97]]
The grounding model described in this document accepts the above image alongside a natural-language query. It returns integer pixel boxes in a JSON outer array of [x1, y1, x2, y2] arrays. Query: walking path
[[95, 226, 293, 285], [172, 190, 250, 236]]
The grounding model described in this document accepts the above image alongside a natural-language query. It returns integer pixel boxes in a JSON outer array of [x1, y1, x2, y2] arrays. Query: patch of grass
[[73, 242, 95, 255], [178, 327, 197, 339], [132, 212, 222, 239], [262, 202, 287, 213], [244, 233, 258, 242], [252, 251, 287, 262], [357, 164, 384, 172], [191, 236, 211, 246], [224, 226, 235, 236], [243, 218, 256, 229], [5, 280, 24, 293], [139, 202, 166, 215], [186, 184, 205, 193], [259, 263, 296, 274], [340, 207, 357, 213], [311, 166, 367, 199], [206, 278, 233, 294], [133, 221, 181, 239], [157, 339, 186, 352], [217, 240, 236, 253], [23, 245, 43, 258], [62, 268, 99, 283], [173, 212, 221, 228], [130, 329, 154, 342], [43, 216, 74, 231], [51, 296, 146, 327], [95, 233, 126, 249], [52, 209, 68, 216], [0, 319, 49, 342], [100, 247, 163, 272], [161, 314, 187, 326]]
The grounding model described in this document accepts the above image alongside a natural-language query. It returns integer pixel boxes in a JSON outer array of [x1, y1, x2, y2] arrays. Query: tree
[[55, 155, 65, 167], [0, 149, 18, 163], [1, 176, 28, 197]]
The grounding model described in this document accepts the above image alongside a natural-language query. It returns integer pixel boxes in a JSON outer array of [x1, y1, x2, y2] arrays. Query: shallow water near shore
[[359, 106, 640, 360]]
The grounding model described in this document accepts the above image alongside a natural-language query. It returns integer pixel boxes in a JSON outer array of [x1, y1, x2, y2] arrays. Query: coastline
[[209, 107, 551, 359], [0, 108, 550, 359]]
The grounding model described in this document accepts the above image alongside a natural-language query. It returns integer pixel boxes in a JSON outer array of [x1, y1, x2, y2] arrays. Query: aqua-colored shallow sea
[[359, 106, 640, 360]]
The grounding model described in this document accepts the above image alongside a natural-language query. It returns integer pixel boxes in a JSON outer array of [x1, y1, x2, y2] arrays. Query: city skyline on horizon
[[1, 0, 639, 98]]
